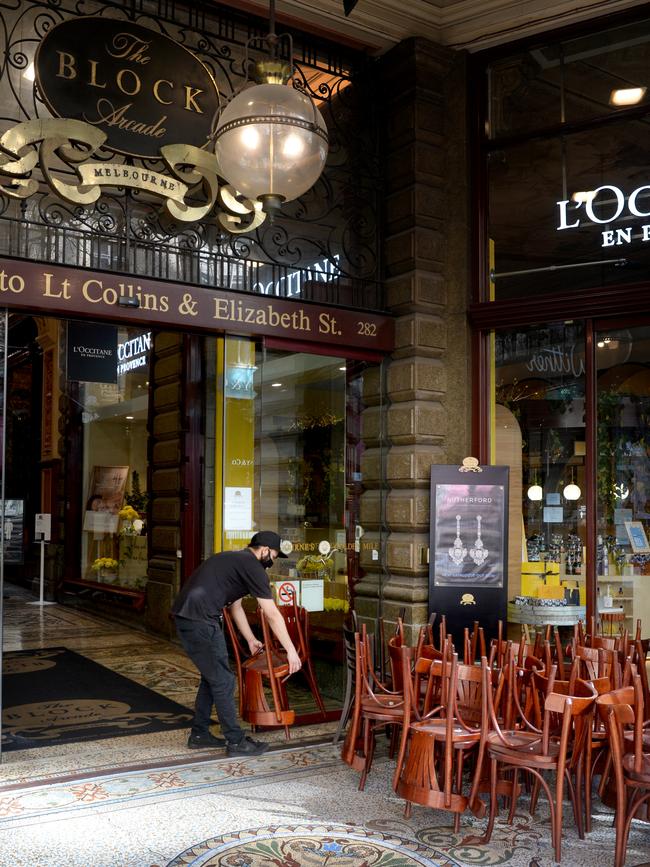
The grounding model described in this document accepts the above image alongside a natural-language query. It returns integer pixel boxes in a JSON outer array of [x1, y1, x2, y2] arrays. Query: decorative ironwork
[[0, 0, 381, 305]]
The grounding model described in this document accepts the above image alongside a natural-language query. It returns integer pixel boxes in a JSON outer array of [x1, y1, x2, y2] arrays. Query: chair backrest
[[222, 605, 246, 716], [574, 644, 622, 689], [600, 674, 644, 777]]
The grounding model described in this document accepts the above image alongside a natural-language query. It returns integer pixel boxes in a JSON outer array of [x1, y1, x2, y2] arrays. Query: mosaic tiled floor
[[2, 586, 649, 866]]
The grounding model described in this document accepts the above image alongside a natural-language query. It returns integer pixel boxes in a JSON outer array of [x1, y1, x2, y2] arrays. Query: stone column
[[146, 333, 185, 637], [355, 38, 471, 645]]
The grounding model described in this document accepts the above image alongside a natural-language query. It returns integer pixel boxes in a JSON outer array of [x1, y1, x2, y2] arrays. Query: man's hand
[[286, 648, 302, 674], [247, 636, 264, 656]]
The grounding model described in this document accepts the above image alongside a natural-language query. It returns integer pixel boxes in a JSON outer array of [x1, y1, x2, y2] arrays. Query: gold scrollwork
[[159, 143, 220, 222], [0, 119, 267, 232], [0, 119, 106, 201], [217, 184, 266, 234]]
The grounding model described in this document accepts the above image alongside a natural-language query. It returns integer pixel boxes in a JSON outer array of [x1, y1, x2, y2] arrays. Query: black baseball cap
[[249, 531, 288, 557]]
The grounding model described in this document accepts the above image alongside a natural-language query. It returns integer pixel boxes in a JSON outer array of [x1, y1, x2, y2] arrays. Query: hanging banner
[[429, 461, 509, 644], [67, 321, 118, 383]]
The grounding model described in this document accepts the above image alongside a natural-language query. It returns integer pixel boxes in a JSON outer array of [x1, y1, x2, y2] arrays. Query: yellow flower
[[119, 506, 139, 521], [91, 557, 118, 572]]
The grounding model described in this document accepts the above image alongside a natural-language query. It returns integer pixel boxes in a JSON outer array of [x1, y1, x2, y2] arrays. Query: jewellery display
[[469, 515, 489, 566], [448, 515, 467, 566]]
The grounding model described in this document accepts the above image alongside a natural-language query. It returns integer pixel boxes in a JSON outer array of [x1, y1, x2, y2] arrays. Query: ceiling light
[[610, 86, 647, 107], [271, 382, 282, 387], [212, 0, 328, 217], [126, 415, 134, 420], [339, 366, 346, 371], [571, 190, 595, 205]]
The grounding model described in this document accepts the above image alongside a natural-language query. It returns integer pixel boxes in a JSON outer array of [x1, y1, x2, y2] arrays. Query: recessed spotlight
[[271, 382, 282, 387], [610, 86, 646, 107]]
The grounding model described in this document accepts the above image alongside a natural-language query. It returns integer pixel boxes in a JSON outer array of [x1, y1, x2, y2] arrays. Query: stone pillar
[[145, 333, 185, 637], [355, 38, 471, 645]]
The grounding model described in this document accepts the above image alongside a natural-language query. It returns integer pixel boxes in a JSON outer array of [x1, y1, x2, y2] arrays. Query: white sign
[[557, 183, 650, 249], [300, 579, 324, 612], [35, 513, 51, 541], [223, 487, 252, 531]]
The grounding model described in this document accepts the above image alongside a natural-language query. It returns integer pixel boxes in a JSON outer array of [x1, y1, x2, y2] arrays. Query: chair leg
[[507, 769, 519, 824], [303, 658, 327, 716], [481, 756, 499, 844], [333, 671, 353, 745]]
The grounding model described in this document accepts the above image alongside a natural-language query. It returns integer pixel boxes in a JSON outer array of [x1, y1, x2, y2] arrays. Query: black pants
[[175, 616, 244, 745]]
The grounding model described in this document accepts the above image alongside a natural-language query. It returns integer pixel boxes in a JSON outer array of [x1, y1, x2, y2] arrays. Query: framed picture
[[624, 521, 650, 553]]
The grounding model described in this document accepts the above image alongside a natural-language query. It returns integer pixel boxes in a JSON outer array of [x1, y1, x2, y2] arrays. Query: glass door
[[0, 309, 8, 758], [595, 321, 650, 633]]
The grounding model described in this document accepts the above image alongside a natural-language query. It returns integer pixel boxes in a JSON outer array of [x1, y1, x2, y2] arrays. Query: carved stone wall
[[354, 38, 472, 645]]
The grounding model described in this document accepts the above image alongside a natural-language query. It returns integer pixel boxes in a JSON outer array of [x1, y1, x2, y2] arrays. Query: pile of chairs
[[340, 614, 650, 865]]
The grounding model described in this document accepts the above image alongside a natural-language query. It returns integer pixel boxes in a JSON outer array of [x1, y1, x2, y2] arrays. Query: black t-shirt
[[172, 548, 273, 624]]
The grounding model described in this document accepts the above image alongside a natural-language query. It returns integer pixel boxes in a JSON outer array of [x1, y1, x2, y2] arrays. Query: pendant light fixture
[[212, 0, 328, 217], [563, 466, 581, 501], [527, 483, 543, 502]]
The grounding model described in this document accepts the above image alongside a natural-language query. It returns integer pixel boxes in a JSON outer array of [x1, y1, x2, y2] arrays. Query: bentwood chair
[[223, 605, 295, 738], [600, 675, 649, 867], [277, 594, 327, 717], [393, 643, 487, 831], [341, 627, 405, 790], [478, 660, 597, 863]]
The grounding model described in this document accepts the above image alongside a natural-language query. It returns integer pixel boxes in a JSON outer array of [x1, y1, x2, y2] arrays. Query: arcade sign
[[34, 18, 219, 158]]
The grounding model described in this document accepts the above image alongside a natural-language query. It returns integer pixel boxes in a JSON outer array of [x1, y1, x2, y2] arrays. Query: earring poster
[[431, 469, 508, 589]]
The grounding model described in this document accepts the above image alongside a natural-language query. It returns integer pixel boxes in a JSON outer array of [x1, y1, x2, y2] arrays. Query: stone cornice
[[216, 0, 648, 54]]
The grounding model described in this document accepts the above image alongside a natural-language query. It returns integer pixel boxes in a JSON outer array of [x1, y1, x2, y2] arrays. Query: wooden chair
[[277, 596, 327, 717], [393, 642, 487, 831], [333, 621, 356, 745], [600, 676, 649, 867], [223, 605, 295, 738], [341, 627, 405, 790], [478, 659, 597, 863]]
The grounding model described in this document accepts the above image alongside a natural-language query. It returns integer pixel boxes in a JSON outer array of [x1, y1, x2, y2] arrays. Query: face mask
[[261, 553, 274, 569]]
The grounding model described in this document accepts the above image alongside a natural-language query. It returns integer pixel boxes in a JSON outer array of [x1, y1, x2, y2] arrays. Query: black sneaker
[[226, 736, 269, 757], [187, 732, 226, 750]]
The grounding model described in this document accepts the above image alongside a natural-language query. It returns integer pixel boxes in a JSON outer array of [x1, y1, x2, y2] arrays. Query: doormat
[[2, 647, 193, 751]]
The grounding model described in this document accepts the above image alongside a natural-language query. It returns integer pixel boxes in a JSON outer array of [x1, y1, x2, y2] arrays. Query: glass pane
[[488, 19, 650, 139], [489, 121, 650, 299], [596, 324, 650, 631], [0, 310, 6, 758], [494, 323, 586, 630], [80, 327, 150, 590]]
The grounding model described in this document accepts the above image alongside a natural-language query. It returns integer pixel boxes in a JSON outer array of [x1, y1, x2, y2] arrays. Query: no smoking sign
[[275, 580, 300, 606]]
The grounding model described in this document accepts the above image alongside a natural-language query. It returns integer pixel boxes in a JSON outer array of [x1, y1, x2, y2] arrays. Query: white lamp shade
[[214, 83, 328, 205], [527, 484, 543, 501], [563, 483, 581, 501]]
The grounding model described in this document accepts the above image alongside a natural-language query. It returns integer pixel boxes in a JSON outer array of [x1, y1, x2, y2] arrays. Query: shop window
[[493, 323, 586, 622], [488, 19, 650, 139], [80, 327, 150, 591], [596, 324, 650, 628]]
